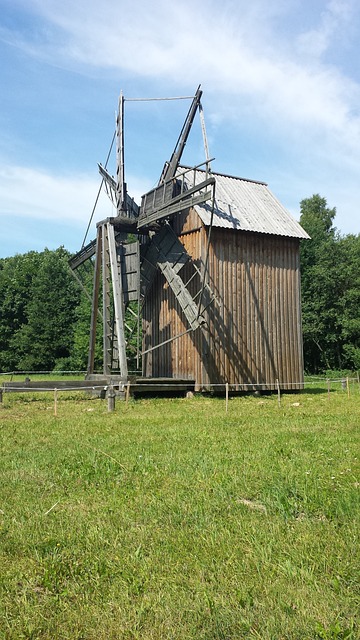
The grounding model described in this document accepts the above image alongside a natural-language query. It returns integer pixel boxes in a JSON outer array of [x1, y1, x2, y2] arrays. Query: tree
[[0, 252, 43, 370], [1, 248, 81, 372], [300, 195, 360, 372], [336, 234, 360, 369]]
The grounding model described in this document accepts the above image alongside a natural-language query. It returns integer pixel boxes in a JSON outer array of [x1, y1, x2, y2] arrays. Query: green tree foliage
[[300, 195, 360, 373], [336, 234, 360, 368], [0, 248, 81, 372], [0, 252, 43, 370]]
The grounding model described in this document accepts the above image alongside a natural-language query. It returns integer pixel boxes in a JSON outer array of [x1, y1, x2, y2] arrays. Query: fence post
[[0, 387, 3, 403], [54, 388, 58, 416], [107, 385, 116, 412], [125, 381, 131, 405], [276, 379, 281, 407]]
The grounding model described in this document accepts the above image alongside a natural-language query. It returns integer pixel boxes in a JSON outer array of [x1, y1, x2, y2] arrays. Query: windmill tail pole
[[159, 85, 202, 184]]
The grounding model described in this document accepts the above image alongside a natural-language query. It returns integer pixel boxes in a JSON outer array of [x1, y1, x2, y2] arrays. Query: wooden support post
[[276, 379, 281, 407], [0, 387, 3, 403], [107, 385, 116, 412], [346, 376, 350, 399], [54, 389, 58, 417], [225, 382, 229, 413]]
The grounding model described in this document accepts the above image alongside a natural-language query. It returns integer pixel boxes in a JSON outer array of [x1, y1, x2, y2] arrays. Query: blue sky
[[1, 0, 360, 258]]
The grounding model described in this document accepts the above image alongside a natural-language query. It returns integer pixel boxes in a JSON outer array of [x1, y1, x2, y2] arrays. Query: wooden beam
[[107, 223, 128, 377], [102, 225, 112, 375], [87, 226, 102, 375], [69, 238, 97, 270], [159, 85, 202, 184], [116, 91, 127, 214], [2, 380, 109, 392]]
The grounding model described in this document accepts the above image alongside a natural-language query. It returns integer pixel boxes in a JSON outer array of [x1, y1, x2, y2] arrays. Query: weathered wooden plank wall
[[142, 212, 304, 391]]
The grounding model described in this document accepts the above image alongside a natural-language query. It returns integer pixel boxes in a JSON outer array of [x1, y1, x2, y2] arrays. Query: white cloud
[[0, 163, 152, 225], [0, 162, 156, 256], [0, 164, 102, 224], [7, 0, 360, 152], [2, 0, 360, 237], [296, 0, 353, 57]]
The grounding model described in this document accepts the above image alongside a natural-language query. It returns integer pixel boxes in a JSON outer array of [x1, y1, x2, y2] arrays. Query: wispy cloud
[[0, 164, 101, 224], [296, 0, 354, 57], [5, 0, 360, 152], [1, 0, 360, 238], [0, 161, 154, 256], [0, 162, 152, 225]]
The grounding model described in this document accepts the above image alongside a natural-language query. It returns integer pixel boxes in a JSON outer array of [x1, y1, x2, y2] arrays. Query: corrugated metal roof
[[179, 168, 310, 239]]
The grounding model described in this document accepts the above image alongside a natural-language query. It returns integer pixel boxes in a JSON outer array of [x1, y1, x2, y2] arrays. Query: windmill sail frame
[[70, 86, 216, 378]]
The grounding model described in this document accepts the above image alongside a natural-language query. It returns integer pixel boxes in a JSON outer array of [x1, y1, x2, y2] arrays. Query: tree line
[[0, 195, 359, 375], [0, 247, 88, 372], [299, 195, 360, 373]]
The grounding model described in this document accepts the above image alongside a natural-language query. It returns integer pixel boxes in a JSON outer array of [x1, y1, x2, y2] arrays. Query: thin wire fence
[[1, 373, 359, 417], [1, 372, 359, 395]]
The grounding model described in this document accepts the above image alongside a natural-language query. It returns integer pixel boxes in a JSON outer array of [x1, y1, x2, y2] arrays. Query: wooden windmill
[[70, 86, 216, 381]]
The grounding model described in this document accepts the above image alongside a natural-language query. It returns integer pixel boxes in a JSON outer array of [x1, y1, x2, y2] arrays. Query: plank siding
[[142, 213, 305, 391]]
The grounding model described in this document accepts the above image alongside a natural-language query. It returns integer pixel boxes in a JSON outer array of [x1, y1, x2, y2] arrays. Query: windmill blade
[[158, 85, 202, 184], [98, 163, 117, 207], [105, 223, 128, 376], [141, 224, 206, 331], [140, 224, 189, 298], [116, 92, 127, 215], [69, 237, 97, 270], [117, 240, 140, 305], [71, 87, 218, 379], [98, 164, 140, 219]]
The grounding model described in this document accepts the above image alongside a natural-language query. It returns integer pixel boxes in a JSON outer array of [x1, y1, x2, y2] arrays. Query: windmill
[[69, 86, 216, 381]]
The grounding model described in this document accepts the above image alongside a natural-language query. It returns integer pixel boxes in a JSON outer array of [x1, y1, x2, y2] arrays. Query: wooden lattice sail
[[69, 86, 216, 379]]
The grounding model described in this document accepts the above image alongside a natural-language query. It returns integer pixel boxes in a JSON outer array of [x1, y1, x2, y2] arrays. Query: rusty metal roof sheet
[[180, 168, 310, 239]]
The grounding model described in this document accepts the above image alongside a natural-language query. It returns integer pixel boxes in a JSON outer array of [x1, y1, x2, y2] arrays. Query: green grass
[[0, 390, 359, 639]]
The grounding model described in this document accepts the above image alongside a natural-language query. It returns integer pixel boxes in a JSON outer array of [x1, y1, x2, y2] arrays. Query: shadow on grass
[[302, 387, 331, 395]]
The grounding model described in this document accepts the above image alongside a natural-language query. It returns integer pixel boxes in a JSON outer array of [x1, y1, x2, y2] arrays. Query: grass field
[[0, 387, 359, 639]]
